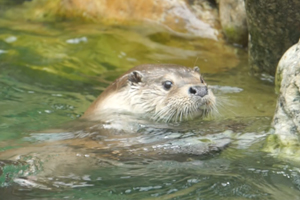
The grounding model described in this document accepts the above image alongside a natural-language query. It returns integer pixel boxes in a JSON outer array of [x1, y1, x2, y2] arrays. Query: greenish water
[[1, 3, 300, 200]]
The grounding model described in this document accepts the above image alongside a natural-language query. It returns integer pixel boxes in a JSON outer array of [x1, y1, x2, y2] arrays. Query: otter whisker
[[152, 104, 174, 122], [165, 108, 177, 122]]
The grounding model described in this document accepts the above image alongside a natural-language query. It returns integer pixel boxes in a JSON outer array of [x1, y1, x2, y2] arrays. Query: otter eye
[[162, 81, 173, 90]]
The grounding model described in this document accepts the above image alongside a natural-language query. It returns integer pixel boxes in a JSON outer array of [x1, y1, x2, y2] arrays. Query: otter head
[[83, 64, 216, 122]]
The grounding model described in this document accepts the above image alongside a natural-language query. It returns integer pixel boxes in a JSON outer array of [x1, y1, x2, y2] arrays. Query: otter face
[[83, 64, 216, 122], [126, 65, 216, 122]]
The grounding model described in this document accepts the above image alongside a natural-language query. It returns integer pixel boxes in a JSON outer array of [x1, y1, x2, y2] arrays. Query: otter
[[83, 64, 216, 122], [0, 64, 228, 190]]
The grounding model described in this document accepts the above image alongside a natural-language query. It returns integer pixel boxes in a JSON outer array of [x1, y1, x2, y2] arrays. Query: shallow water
[[1, 3, 300, 200]]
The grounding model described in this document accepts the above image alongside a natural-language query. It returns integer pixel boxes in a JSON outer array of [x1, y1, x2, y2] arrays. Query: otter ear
[[193, 66, 200, 73], [128, 70, 143, 84]]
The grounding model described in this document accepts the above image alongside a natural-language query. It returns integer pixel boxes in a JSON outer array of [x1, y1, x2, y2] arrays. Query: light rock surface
[[22, 0, 222, 40], [272, 40, 300, 146]]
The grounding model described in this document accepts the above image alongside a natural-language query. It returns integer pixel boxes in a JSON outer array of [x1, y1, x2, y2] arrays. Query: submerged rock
[[4, 0, 254, 45]]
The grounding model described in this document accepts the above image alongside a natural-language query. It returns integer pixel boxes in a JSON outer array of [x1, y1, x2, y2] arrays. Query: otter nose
[[189, 86, 208, 97]]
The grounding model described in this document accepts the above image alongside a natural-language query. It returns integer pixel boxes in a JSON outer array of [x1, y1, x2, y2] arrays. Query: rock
[[272, 40, 300, 146], [219, 0, 248, 46], [245, 0, 300, 75], [188, 0, 220, 30], [21, 0, 222, 40]]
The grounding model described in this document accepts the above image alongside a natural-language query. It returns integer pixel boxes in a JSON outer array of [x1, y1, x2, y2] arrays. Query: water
[[1, 2, 300, 200]]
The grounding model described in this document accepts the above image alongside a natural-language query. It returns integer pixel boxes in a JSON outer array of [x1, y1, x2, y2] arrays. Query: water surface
[[1, 4, 299, 200]]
